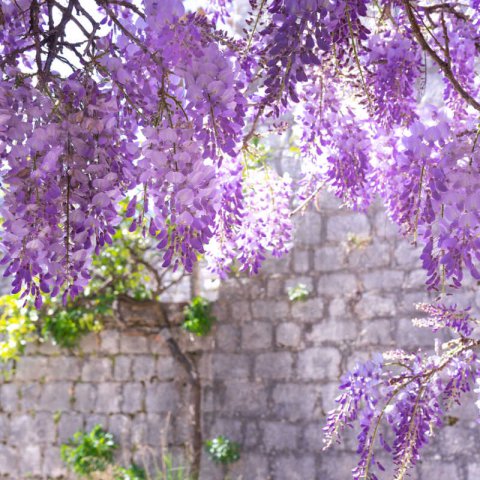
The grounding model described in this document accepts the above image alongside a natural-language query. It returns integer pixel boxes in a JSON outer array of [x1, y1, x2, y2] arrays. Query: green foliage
[[0, 295, 37, 361], [287, 283, 310, 302], [204, 436, 241, 466], [114, 463, 146, 480], [182, 296, 216, 336], [0, 207, 166, 361], [61, 425, 117, 477]]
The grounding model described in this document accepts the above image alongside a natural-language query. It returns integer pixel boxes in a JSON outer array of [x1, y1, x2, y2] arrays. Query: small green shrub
[[61, 425, 117, 476], [182, 296, 216, 336], [114, 463, 146, 480], [287, 283, 310, 302], [204, 436, 240, 466]]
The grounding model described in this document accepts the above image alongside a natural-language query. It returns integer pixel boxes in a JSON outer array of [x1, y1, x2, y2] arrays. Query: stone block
[[255, 352, 293, 380], [220, 381, 268, 414], [243, 421, 262, 448], [15, 356, 48, 382], [294, 212, 322, 245], [109, 414, 132, 448], [84, 414, 108, 433], [0, 415, 8, 442], [374, 211, 399, 239], [327, 213, 370, 242], [230, 454, 269, 480], [328, 297, 348, 319], [0, 383, 19, 412], [361, 270, 404, 292], [403, 269, 427, 290], [18, 444, 42, 476], [213, 354, 250, 379], [267, 276, 284, 298], [292, 249, 311, 273], [346, 241, 391, 270], [273, 454, 316, 480], [145, 382, 180, 413], [241, 322, 273, 350], [122, 383, 144, 413], [120, 334, 149, 354], [272, 384, 320, 422], [43, 445, 68, 478], [263, 421, 298, 451], [354, 293, 396, 319], [230, 301, 252, 322], [394, 242, 422, 269], [314, 246, 345, 272], [114, 356, 132, 382], [18, 383, 42, 410], [317, 273, 358, 297], [82, 357, 112, 382], [0, 445, 16, 475], [468, 463, 480, 480], [10, 414, 38, 445], [96, 383, 122, 413], [215, 324, 240, 352], [358, 319, 393, 345], [276, 323, 302, 348], [297, 347, 341, 381], [305, 319, 357, 344], [78, 333, 100, 353], [46, 357, 81, 381], [291, 298, 324, 322], [73, 383, 96, 412], [100, 330, 120, 354], [58, 413, 84, 443], [420, 461, 458, 480], [132, 355, 156, 381], [156, 356, 176, 380], [319, 452, 358, 479], [252, 300, 290, 321], [39, 382, 73, 411]]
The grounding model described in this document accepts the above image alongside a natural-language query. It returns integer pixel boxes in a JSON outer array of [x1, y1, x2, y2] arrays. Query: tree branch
[[402, 0, 480, 112]]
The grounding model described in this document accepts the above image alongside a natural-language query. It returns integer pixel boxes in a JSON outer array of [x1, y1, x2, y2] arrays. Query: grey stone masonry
[[1, 194, 479, 480]]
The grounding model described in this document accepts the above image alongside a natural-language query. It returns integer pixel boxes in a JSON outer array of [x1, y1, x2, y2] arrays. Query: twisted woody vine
[[1, 0, 480, 478]]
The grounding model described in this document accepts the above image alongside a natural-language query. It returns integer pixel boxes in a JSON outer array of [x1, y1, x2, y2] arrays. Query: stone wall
[[1, 196, 480, 480]]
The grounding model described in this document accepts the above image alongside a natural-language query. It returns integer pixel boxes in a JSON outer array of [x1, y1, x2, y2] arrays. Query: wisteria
[[2, 0, 480, 476], [324, 306, 480, 479]]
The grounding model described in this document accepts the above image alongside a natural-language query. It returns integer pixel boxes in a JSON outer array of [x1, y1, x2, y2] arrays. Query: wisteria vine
[[2, 0, 480, 477]]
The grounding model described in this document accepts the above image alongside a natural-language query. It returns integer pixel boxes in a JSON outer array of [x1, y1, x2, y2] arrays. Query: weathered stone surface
[[39, 382, 73, 411], [241, 322, 273, 350], [100, 330, 120, 354], [291, 298, 324, 322], [272, 384, 319, 422], [82, 357, 112, 382], [122, 383, 144, 413], [73, 383, 96, 411], [145, 382, 179, 413], [273, 454, 316, 480], [297, 347, 341, 381], [263, 421, 298, 451], [57, 413, 84, 443], [255, 352, 293, 380], [113, 355, 132, 381], [0, 194, 478, 480], [276, 322, 302, 348], [96, 383, 122, 413], [326, 213, 370, 242], [132, 355, 156, 381]]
